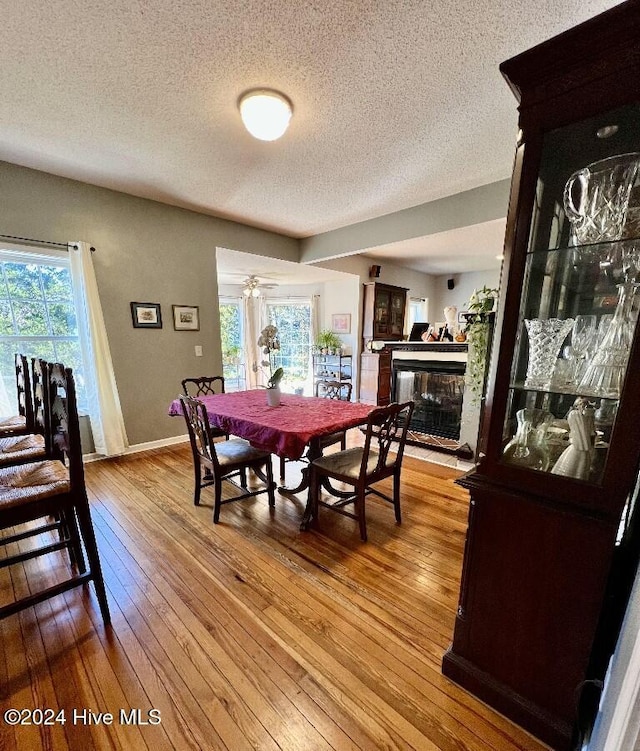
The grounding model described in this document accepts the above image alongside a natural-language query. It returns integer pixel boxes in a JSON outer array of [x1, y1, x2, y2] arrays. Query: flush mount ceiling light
[[238, 89, 293, 141], [596, 124, 619, 139], [243, 275, 261, 297]]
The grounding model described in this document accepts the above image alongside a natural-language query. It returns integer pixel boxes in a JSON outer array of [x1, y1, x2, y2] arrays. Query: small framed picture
[[172, 305, 200, 331], [131, 302, 162, 329], [331, 313, 351, 334]]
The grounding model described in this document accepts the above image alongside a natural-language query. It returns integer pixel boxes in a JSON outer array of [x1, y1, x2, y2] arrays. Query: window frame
[[264, 298, 313, 394], [219, 296, 245, 392], [0, 243, 86, 412]]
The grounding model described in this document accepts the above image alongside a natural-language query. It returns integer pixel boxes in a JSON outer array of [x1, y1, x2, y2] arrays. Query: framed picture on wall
[[172, 305, 200, 331], [331, 313, 351, 334], [131, 302, 162, 328]]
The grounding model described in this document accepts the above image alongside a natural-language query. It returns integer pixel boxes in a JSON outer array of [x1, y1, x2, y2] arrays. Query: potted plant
[[266, 366, 284, 406], [464, 286, 499, 405], [316, 329, 342, 355]]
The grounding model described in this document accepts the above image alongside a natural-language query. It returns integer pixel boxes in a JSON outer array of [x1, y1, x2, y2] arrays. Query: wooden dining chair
[[279, 380, 353, 481], [0, 358, 50, 467], [0, 353, 35, 438], [180, 395, 275, 523], [181, 376, 229, 440], [0, 362, 110, 623], [309, 401, 414, 541]]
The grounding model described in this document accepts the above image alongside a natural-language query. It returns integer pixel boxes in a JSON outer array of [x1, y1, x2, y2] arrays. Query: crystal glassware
[[563, 153, 640, 245], [570, 315, 597, 384], [503, 408, 552, 471], [597, 313, 614, 345], [579, 281, 638, 398], [524, 318, 575, 390]]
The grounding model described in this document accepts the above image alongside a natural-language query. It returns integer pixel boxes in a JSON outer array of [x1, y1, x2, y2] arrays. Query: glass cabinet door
[[501, 103, 640, 484], [390, 291, 405, 336], [374, 289, 390, 336]]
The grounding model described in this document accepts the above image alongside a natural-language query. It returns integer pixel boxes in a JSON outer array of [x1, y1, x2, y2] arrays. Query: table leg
[[274, 440, 322, 530], [278, 439, 320, 497]]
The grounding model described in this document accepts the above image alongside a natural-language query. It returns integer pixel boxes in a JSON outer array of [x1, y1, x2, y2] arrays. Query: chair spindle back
[[15, 353, 35, 430], [315, 379, 352, 401], [49, 362, 85, 490], [361, 401, 414, 476], [180, 395, 217, 466], [182, 376, 225, 397]]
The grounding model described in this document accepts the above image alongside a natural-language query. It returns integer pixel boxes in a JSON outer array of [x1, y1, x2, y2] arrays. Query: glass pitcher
[[563, 152, 640, 245]]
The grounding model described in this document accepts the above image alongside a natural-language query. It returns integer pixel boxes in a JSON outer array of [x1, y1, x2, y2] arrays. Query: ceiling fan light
[[243, 274, 262, 297], [239, 89, 292, 141]]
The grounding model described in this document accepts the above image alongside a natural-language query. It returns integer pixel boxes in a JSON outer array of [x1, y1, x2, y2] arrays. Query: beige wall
[[1, 159, 505, 447], [0, 161, 298, 445], [431, 269, 502, 323], [315, 253, 436, 341]]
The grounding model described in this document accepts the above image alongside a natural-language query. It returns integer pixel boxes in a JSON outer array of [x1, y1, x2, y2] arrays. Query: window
[[265, 300, 312, 394], [408, 297, 428, 330], [0, 248, 87, 414], [219, 297, 245, 391]]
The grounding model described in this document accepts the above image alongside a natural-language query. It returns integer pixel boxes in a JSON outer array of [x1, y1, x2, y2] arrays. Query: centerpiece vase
[[524, 318, 575, 390], [266, 387, 281, 407]]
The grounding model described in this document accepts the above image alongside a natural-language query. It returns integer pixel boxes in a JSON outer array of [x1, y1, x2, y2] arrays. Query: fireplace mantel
[[380, 341, 468, 364], [381, 341, 468, 352]]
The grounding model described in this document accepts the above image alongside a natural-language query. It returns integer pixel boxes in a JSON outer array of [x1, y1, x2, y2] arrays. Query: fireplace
[[392, 358, 466, 442]]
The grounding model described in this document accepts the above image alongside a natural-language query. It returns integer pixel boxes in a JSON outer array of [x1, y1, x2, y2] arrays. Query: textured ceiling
[[0, 0, 621, 245]]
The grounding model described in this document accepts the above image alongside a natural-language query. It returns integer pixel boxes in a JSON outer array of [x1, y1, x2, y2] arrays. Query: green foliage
[[0, 258, 85, 410], [463, 286, 499, 404], [315, 329, 341, 350], [219, 302, 241, 356], [266, 302, 312, 384], [267, 367, 284, 389], [467, 285, 499, 314], [465, 319, 491, 404]]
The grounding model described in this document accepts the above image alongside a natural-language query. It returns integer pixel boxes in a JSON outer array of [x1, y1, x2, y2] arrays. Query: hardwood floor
[[0, 443, 549, 751]]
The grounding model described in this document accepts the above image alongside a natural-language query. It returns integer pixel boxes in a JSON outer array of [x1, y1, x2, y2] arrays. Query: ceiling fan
[[241, 274, 277, 297]]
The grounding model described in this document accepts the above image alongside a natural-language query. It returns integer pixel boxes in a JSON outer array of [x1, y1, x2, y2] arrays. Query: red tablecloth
[[169, 389, 373, 460]]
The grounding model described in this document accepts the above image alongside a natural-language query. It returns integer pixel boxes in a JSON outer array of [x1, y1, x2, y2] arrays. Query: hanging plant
[[464, 287, 499, 405]]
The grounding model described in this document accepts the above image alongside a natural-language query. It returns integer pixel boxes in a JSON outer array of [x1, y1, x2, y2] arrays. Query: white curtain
[[404, 295, 412, 338], [68, 242, 129, 455], [243, 295, 261, 389], [310, 294, 320, 345]]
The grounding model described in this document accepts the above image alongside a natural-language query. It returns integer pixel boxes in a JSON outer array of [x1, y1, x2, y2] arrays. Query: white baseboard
[[83, 434, 189, 462]]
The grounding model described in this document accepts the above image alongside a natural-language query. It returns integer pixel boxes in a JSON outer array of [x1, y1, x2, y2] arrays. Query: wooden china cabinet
[[360, 282, 407, 405], [442, 4, 640, 750], [361, 282, 407, 345]]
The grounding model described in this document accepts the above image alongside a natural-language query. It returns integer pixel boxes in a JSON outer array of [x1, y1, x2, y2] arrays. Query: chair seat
[[214, 438, 270, 468], [0, 460, 70, 509], [0, 434, 46, 465], [0, 414, 28, 435], [313, 446, 394, 480]]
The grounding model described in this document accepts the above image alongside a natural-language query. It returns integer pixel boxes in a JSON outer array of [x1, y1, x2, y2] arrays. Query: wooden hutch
[[360, 282, 407, 405]]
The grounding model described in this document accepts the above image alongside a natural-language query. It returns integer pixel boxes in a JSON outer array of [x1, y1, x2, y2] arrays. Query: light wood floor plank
[[0, 443, 549, 751]]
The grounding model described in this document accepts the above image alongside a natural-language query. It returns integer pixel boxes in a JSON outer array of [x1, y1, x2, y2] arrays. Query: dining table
[[168, 389, 374, 528]]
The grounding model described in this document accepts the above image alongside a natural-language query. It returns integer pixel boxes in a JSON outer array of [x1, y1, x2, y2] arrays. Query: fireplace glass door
[[393, 360, 465, 440]]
